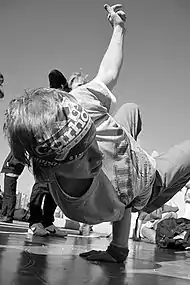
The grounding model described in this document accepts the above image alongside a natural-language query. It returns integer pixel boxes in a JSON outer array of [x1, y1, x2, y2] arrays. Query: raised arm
[[95, 4, 127, 91]]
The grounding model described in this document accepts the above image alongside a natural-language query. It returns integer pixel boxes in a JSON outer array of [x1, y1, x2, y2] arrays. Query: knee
[[114, 102, 142, 140], [122, 103, 142, 129], [122, 103, 139, 113]]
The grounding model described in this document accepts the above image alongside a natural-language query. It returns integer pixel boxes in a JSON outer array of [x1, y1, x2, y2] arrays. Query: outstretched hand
[[80, 250, 117, 263], [104, 3, 127, 28]]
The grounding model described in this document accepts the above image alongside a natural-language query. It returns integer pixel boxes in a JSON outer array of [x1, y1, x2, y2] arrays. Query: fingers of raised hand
[[117, 10, 127, 21], [104, 4, 123, 14], [104, 3, 127, 25]]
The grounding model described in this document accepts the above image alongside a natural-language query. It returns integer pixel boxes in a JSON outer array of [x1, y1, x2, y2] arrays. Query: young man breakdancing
[[4, 4, 190, 263]]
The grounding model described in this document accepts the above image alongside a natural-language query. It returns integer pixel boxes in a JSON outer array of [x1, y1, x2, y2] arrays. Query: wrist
[[113, 24, 126, 34], [106, 243, 129, 263]]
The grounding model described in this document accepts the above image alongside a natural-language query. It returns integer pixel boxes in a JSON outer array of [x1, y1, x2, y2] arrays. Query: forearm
[[96, 25, 126, 91], [79, 206, 131, 263], [111, 206, 131, 248]]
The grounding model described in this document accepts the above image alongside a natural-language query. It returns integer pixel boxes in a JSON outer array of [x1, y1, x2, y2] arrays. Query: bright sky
[[0, 0, 190, 194]]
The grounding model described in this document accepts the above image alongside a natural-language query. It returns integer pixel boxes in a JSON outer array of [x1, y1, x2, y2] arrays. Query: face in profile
[[55, 139, 103, 179]]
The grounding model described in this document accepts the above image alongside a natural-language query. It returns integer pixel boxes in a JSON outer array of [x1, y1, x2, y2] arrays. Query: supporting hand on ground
[[80, 250, 117, 263], [80, 243, 129, 263]]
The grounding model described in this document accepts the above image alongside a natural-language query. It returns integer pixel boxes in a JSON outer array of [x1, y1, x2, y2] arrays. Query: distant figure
[[0, 72, 4, 98], [68, 70, 88, 90]]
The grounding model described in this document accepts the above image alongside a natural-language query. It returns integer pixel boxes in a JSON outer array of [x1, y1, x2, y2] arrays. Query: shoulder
[[70, 79, 116, 114]]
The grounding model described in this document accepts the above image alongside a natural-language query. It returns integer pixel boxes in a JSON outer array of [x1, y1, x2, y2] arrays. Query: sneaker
[[45, 224, 67, 237], [0, 216, 13, 223], [29, 223, 49, 237]]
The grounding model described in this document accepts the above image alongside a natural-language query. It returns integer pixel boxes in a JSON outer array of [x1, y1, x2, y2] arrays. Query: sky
[[0, 0, 190, 195]]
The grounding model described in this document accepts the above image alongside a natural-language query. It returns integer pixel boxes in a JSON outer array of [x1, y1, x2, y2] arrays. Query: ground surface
[[0, 221, 190, 285]]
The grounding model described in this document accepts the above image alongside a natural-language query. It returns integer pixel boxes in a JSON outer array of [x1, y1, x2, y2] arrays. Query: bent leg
[[29, 182, 48, 226], [42, 190, 57, 227], [144, 140, 190, 213], [114, 103, 142, 141]]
